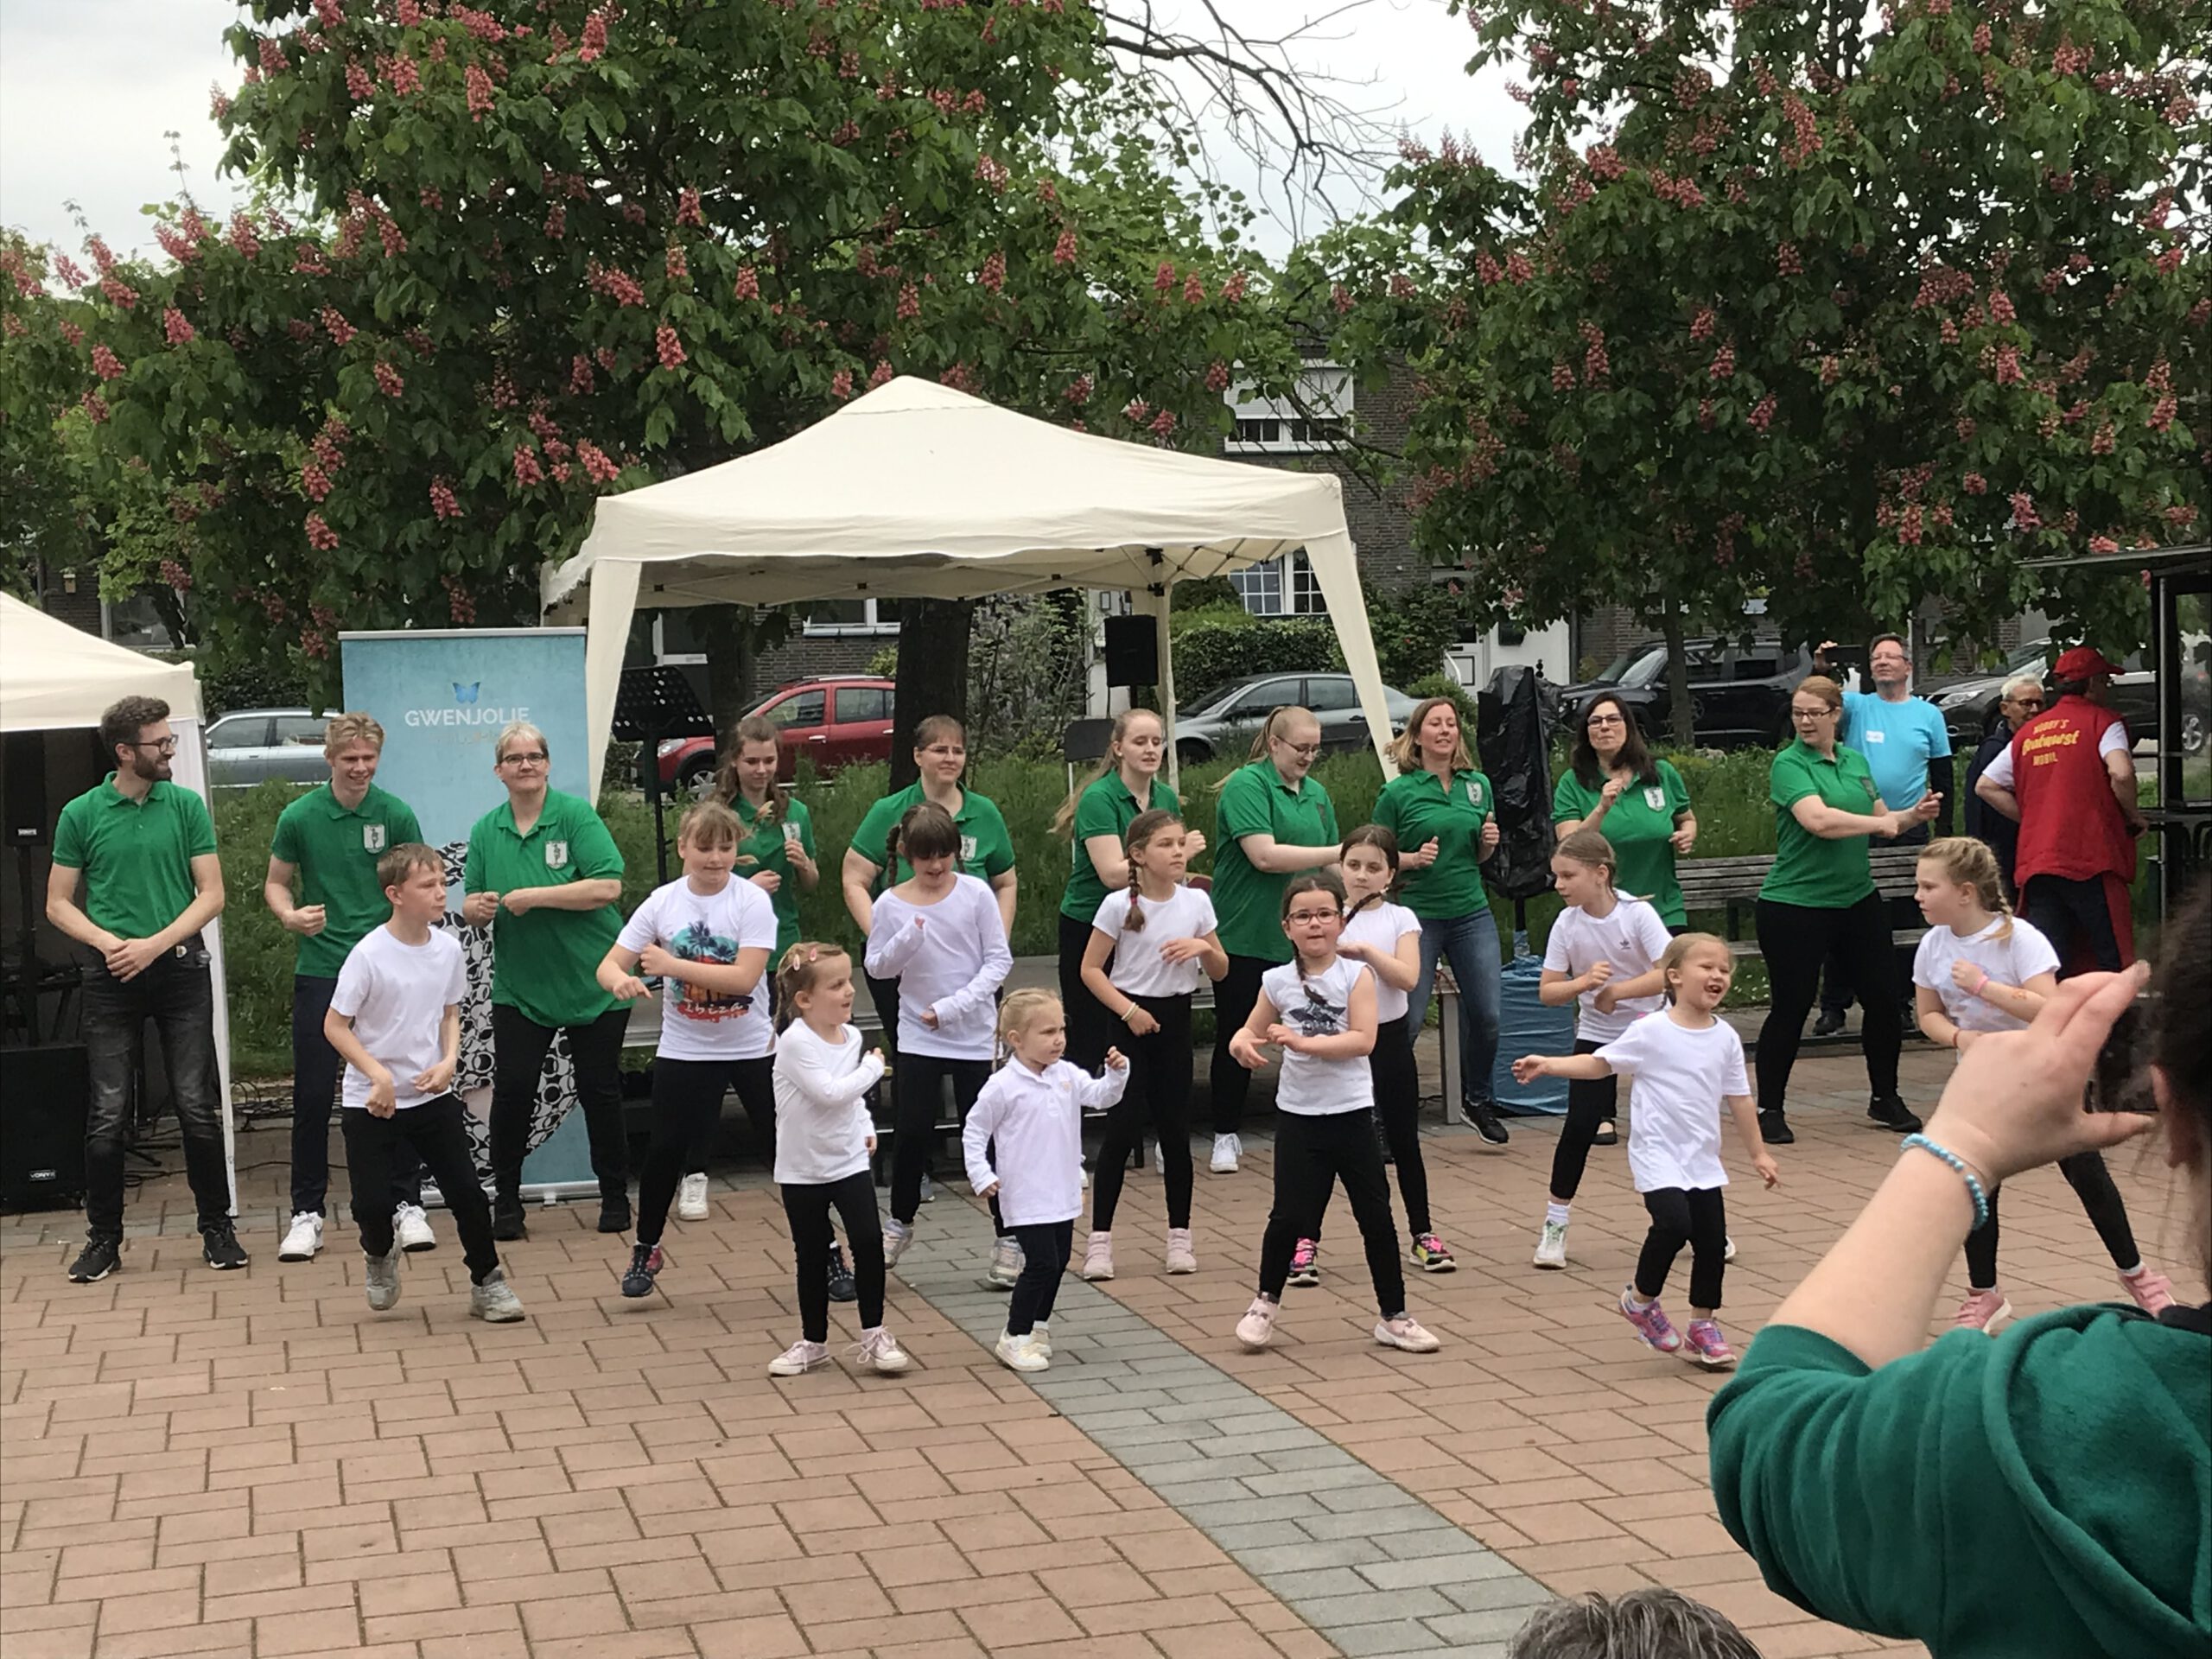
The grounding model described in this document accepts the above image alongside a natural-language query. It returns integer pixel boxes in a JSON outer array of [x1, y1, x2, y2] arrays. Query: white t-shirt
[[1595, 1010, 1751, 1193], [772, 1019, 885, 1185], [1339, 899, 1421, 1025], [1981, 721, 2129, 789], [330, 925, 469, 1111], [1542, 896, 1673, 1043], [1090, 884, 1220, 998], [1911, 915, 2061, 1034], [962, 1056, 1126, 1227], [1258, 956, 1374, 1116], [863, 874, 1013, 1060], [618, 876, 780, 1060]]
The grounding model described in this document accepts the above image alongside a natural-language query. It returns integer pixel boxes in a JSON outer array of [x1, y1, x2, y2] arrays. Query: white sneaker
[[1210, 1134, 1241, 1174], [986, 1236, 1025, 1289], [468, 1268, 526, 1323], [1030, 1320, 1052, 1361], [769, 1339, 831, 1377], [364, 1243, 403, 1312], [676, 1173, 709, 1222], [1533, 1220, 1569, 1270], [278, 1211, 323, 1262], [883, 1217, 915, 1268], [995, 1330, 1048, 1372], [1375, 1315, 1441, 1353], [393, 1204, 436, 1253], [1724, 1234, 1738, 1264], [849, 1328, 912, 1375]]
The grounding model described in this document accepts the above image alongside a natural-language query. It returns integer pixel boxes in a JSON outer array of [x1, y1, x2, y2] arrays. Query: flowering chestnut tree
[[1309, 0, 2205, 743], [28, 0, 1295, 722]]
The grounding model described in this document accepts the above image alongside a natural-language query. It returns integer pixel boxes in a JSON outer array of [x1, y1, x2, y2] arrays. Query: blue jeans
[[1408, 910, 1502, 1109]]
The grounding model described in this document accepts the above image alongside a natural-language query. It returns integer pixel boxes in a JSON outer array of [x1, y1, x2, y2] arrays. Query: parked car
[[1931, 639, 2202, 753], [1560, 638, 1815, 749], [205, 709, 333, 788], [1171, 672, 1419, 765], [652, 675, 896, 791]]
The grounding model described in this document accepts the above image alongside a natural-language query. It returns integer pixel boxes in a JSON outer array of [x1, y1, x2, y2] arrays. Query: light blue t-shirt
[[1839, 690, 1952, 809]]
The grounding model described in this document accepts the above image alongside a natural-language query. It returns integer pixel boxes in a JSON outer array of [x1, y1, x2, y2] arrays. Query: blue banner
[[341, 628, 601, 1192]]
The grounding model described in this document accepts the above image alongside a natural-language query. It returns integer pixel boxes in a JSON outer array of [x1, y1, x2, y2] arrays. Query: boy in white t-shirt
[[323, 843, 524, 1321]]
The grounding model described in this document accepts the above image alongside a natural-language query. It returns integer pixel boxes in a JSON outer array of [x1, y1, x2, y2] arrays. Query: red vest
[[2009, 696, 2135, 884]]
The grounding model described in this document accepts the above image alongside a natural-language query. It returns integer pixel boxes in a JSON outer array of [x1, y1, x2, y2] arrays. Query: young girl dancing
[[1910, 836, 2174, 1332], [598, 802, 779, 1300], [766, 943, 910, 1376], [964, 990, 1128, 1372], [1231, 874, 1442, 1355], [1295, 828, 1458, 1283], [864, 802, 1014, 1280], [1078, 809, 1224, 1281], [1515, 934, 1778, 1369], [1531, 830, 1673, 1269]]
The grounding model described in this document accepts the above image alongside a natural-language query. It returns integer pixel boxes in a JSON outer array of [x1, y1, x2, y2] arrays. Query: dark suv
[[1560, 638, 1815, 749]]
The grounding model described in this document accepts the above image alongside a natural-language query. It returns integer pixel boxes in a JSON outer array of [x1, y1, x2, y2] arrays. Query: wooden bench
[[1675, 845, 1929, 958]]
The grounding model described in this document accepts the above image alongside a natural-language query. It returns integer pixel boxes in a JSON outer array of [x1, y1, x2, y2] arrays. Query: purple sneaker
[[1682, 1319, 1737, 1370], [1618, 1287, 1682, 1353]]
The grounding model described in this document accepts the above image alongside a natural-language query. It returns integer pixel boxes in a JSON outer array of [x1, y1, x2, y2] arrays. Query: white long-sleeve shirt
[[862, 874, 1012, 1060], [962, 1056, 1126, 1228], [772, 1019, 885, 1185]]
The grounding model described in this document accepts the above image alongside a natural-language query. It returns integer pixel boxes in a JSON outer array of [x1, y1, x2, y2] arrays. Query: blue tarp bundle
[[1493, 931, 1575, 1116]]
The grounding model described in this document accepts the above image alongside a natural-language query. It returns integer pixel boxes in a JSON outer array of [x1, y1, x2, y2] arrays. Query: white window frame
[[1225, 362, 1353, 455], [801, 597, 901, 638], [1229, 550, 1325, 618]]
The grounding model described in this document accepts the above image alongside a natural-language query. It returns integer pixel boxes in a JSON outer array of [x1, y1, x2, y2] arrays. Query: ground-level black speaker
[[1103, 614, 1159, 687], [0, 1044, 88, 1209]]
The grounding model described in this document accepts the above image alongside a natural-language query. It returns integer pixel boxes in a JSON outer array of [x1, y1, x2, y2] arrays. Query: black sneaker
[[1592, 1120, 1619, 1147], [493, 1195, 527, 1242], [620, 1243, 663, 1298], [597, 1200, 633, 1235], [200, 1220, 249, 1271], [1371, 1111, 1394, 1166], [1463, 1099, 1510, 1147], [1867, 1093, 1923, 1133], [67, 1234, 120, 1283], [1812, 1008, 1847, 1038], [1758, 1109, 1796, 1146], [825, 1241, 857, 1303]]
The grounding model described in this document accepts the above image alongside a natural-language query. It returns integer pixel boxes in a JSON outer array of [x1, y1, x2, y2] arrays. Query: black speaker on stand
[[1102, 615, 1159, 689]]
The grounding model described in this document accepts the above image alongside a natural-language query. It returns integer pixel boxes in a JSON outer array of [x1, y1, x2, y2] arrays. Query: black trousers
[[291, 974, 419, 1217], [1208, 953, 1272, 1136], [889, 1052, 1000, 1229], [783, 1172, 886, 1341], [1549, 1039, 1617, 1204], [488, 1002, 632, 1205], [80, 939, 231, 1237], [1754, 893, 1902, 1115], [1090, 994, 1194, 1232], [340, 1096, 499, 1284], [1820, 824, 1929, 1014], [1963, 1151, 2141, 1289], [1635, 1185, 1728, 1310], [1258, 1111, 1406, 1317], [1006, 1219, 1074, 1336], [2021, 874, 2129, 974], [638, 1056, 774, 1246], [1058, 910, 1116, 1073], [1312, 1017, 1432, 1244]]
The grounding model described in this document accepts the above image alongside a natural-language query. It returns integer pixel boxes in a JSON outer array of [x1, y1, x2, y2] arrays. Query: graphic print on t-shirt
[[669, 918, 754, 1025], [1282, 976, 1345, 1039]]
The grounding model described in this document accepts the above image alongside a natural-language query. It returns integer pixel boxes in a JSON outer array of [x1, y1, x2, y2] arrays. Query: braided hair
[[1117, 809, 1182, 934], [1917, 836, 2016, 940], [1338, 823, 1401, 923]]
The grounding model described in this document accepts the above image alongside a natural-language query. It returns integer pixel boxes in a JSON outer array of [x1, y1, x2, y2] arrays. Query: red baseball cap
[[2055, 645, 2123, 680]]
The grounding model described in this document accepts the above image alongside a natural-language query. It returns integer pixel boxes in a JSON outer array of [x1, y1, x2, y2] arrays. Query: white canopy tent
[[0, 593, 238, 1209], [542, 377, 1397, 792]]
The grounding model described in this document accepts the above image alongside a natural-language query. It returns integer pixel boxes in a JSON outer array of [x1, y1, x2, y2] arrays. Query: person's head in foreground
[[1706, 880, 2209, 1659], [1509, 1587, 1762, 1658]]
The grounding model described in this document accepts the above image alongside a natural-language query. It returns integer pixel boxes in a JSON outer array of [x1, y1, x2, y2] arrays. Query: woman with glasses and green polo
[[462, 720, 632, 1241]]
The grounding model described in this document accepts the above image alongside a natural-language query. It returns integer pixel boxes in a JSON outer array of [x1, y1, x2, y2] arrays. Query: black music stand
[[613, 665, 715, 885]]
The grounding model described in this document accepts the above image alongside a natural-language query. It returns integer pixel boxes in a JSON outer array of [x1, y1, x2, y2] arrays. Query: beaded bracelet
[[1902, 1133, 1992, 1230]]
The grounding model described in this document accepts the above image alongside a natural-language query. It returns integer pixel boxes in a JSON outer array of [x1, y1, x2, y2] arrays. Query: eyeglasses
[[1586, 714, 1627, 728], [1286, 908, 1338, 925], [1789, 707, 1829, 721], [1279, 741, 1323, 759], [499, 750, 549, 766], [130, 737, 180, 754], [2006, 697, 2045, 711]]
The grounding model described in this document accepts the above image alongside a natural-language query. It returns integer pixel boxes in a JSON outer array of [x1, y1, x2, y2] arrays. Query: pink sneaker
[[2120, 1266, 2176, 1316], [1682, 1319, 1737, 1370], [1081, 1231, 1115, 1281], [1287, 1238, 1319, 1287], [1235, 1297, 1279, 1351], [1618, 1288, 1682, 1353], [1954, 1288, 2012, 1334]]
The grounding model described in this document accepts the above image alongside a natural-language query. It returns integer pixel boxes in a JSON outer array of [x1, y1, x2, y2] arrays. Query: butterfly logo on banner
[[453, 682, 481, 704]]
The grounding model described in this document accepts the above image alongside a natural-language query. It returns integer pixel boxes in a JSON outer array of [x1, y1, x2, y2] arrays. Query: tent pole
[[1149, 583, 1179, 798]]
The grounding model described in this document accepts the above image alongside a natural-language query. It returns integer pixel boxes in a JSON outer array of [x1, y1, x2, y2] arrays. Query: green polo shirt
[[851, 782, 1015, 887], [1061, 772, 1180, 923], [732, 792, 817, 955], [1761, 740, 1879, 909], [52, 775, 217, 943], [462, 788, 624, 1027], [1552, 760, 1692, 927], [1212, 760, 1339, 962], [270, 783, 424, 978], [1374, 766, 1494, 921]]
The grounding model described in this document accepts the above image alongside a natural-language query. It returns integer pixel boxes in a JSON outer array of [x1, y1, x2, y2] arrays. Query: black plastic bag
[[1477, 665, 1563, 903]]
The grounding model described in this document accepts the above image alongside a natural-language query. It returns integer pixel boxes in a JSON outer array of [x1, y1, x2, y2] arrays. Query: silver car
[[205, 709, 332, 788], [1172, 672, 1419, 765]]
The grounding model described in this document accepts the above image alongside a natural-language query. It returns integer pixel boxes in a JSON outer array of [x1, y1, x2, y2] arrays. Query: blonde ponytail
[[1920, 836, 2015, 940]]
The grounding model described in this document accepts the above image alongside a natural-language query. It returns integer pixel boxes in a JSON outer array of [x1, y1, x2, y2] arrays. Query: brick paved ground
[[1, 1045, 2190, 1659]]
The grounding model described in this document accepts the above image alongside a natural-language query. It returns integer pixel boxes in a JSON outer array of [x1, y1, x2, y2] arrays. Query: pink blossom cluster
[[92, 344, 125, 380], [655, 325, 685, 369], [830, 368, 854, 400], [732, 265, 760, 301], [587, 264, 647, 306], [576, 440, 620, 483], [868, 360, 894, 390], [321, 307, 357, 345], [444, 576, 477, 625], [979, 250, 1006, 294], [163, 308, 195, 345], [430, 478, 461, 519], [1065, 373, 1093, 405], [305, 512, 340, 551], [466, 64, 494, 120], [374, 361, 404, 396]]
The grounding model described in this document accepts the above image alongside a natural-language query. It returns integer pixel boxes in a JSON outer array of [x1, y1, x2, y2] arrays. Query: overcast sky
[[0, 0, 1522, 263]]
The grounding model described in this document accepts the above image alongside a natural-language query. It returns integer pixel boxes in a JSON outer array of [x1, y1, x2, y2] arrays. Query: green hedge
[[1169, 613, 1341, 705]]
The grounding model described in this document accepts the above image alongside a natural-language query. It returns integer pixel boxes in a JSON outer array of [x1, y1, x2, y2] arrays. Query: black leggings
[[1549, 1039, 1617, 1204], [783, 1172, 885, 1341], [1312, 1017, 1431, 1243], [638, 1056, 774, 1247], [1258, 1111, 1406, 1318], [1209, 953, 1272, 1136], [1058, 910, 1116, 1073], [1754, 893, 1901, 1115], [1006, 1219, 1075, 1337], [341, 1096, 498, 1286], [489, 1003, 632, 1205], [1963, 1152, 2142, 1289], [1091, 995, 1194, 1232], [889, 1052, 997, 1228], [1636, 1185, 1728, 1310]]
